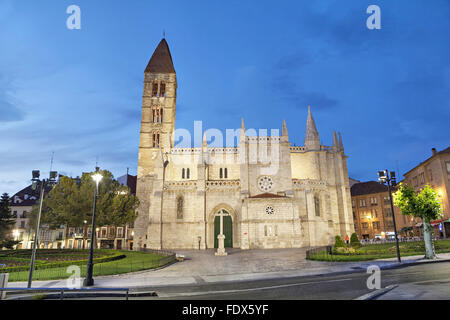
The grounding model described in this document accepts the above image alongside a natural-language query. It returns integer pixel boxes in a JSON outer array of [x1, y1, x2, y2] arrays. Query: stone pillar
[[215, 212, 228, 256]]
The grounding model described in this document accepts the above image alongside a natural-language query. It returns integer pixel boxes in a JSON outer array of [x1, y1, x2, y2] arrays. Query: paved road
[[66, 261, 450, 300]]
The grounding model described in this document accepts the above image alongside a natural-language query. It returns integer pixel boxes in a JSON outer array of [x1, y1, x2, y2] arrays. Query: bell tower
[[138, 38, 177, 176]]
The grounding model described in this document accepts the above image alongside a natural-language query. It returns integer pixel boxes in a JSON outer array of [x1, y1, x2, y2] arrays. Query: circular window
[[258, 176, 274, 192], [266, 206, 274, 215]]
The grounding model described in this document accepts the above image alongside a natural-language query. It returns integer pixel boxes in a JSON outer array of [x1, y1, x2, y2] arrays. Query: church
[[134, 39, 354, 250]]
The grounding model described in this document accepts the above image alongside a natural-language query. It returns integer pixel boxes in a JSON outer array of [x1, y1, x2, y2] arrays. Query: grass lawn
[[307, 239, 450, 262], [1, 249, 175, 282]]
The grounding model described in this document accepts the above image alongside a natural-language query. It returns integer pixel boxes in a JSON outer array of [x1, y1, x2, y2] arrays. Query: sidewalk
[[377, 279, 450, 299], [8, 249, 450, 289]]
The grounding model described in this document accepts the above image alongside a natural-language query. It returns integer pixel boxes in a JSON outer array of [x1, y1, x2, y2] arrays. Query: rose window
[[266, 206, 275, 215], [258, 176, 273, 192]]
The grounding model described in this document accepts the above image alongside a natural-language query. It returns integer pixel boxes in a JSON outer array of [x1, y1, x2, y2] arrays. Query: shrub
[[334, 235, 346, 248], [333, 247, 356, 255], [350, 233, 361, 248]]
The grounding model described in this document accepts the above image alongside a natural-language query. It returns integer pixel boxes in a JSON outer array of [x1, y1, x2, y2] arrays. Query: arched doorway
[[214, 209, 233, 248]]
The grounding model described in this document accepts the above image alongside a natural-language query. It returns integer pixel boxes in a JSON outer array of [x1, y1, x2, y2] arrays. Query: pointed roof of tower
[[338, 132, 344, 150], [332, 130, 339, 149], [145, 38, 176, 74], [202, 131, 208, 148], [282, 119, 288, 137], [304, 105, 320, 149], [306, 105, 319, 136]]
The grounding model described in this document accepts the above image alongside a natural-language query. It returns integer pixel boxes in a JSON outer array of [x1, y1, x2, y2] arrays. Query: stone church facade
[[134, 39, 354, 250]]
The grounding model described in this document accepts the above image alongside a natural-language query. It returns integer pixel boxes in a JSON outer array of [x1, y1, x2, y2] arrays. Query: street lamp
[[83, 220, 87, 249], [378, 169, 401, 263], [28, 170, 58, 288], [160, 156, 169, 250], [83, 167, 103, 287]]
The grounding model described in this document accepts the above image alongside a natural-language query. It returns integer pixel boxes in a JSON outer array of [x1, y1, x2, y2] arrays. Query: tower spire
[[240, 118, 246, 142], [304, 106, 320, 150], [338, 132, 344, 152], [281, 119, 289, 142], [145, 38, 175, 73], [332, 130, 339, 151]]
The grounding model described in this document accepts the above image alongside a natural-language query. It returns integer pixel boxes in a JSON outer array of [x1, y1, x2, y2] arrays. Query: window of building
[[362, 222, 368, 230], [101, 228, 107, 237], [354, 223, 358, 231], [353, 211, 356, 220], [419, 172, 425, 184], [152, 80, 158, 97], [446, 162, 450, 174], [352, 200, 355, 208], [413, 176, 418, 187], [370, 197, 378, 205], [374, 209, 378, 218], [359, 199, 366, 207], [176, 196, 183, 219], [20, 221, 25, 228], [182, 168, 190, 179], [160, 81, 166, 97], [109, 228, 115, 237], [429, 169, 433, 181], [152, 133, 160, 148], [117, 227, 123, 238], [219, 168, 228, 179], [373, 222, 380, 230], [314, 195, 320, 217]]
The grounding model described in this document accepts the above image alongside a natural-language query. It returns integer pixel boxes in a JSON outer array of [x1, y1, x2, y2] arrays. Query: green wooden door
[[214, 215, 233, 248]]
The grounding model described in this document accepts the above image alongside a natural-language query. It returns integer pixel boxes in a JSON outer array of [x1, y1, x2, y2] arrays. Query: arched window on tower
[[153, 132, 160, 148], [219, 168, 223, 179], [160, 108, 163, 123], [152, 80, 158, 97], [186, 168, 190, 179], [224, 168, 228, 179], [182, 168, 185, 179], [152, 108, 156, 123], [160, 81, 166, 97], [314, 195, 320, 217]]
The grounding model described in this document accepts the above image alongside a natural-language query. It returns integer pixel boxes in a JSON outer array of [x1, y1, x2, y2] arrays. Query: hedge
[[0, 252, 125, 273]]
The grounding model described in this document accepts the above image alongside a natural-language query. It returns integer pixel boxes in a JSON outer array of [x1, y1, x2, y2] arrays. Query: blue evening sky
[[0, 0, 449, 195]]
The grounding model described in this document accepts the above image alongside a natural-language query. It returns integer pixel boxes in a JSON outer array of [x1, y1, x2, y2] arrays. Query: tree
[[393, 183, 442, 259], [350, 233, 361, 248], [334, 235, 346, 248], [30, 170, 139, 230], [0, 193, 19, 249]]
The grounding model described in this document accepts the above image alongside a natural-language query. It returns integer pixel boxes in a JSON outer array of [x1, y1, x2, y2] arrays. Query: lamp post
[[27, 170, 58, 288], [158, 153, 169, 251], [83, 167, 103, 287], [378, 169, 401, 263], [83, 220, 87, 249]]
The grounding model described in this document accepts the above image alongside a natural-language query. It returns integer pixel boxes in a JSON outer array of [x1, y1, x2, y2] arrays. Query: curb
[[5, 290, 158, 300], [354, 285, 398, 300]]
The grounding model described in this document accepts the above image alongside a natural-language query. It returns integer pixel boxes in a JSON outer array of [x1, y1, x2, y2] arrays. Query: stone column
[[215, 211, 227, 256]]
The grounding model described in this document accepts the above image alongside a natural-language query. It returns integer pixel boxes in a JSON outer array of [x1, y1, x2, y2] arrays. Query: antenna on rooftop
[[49, 151, 55, 172]]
